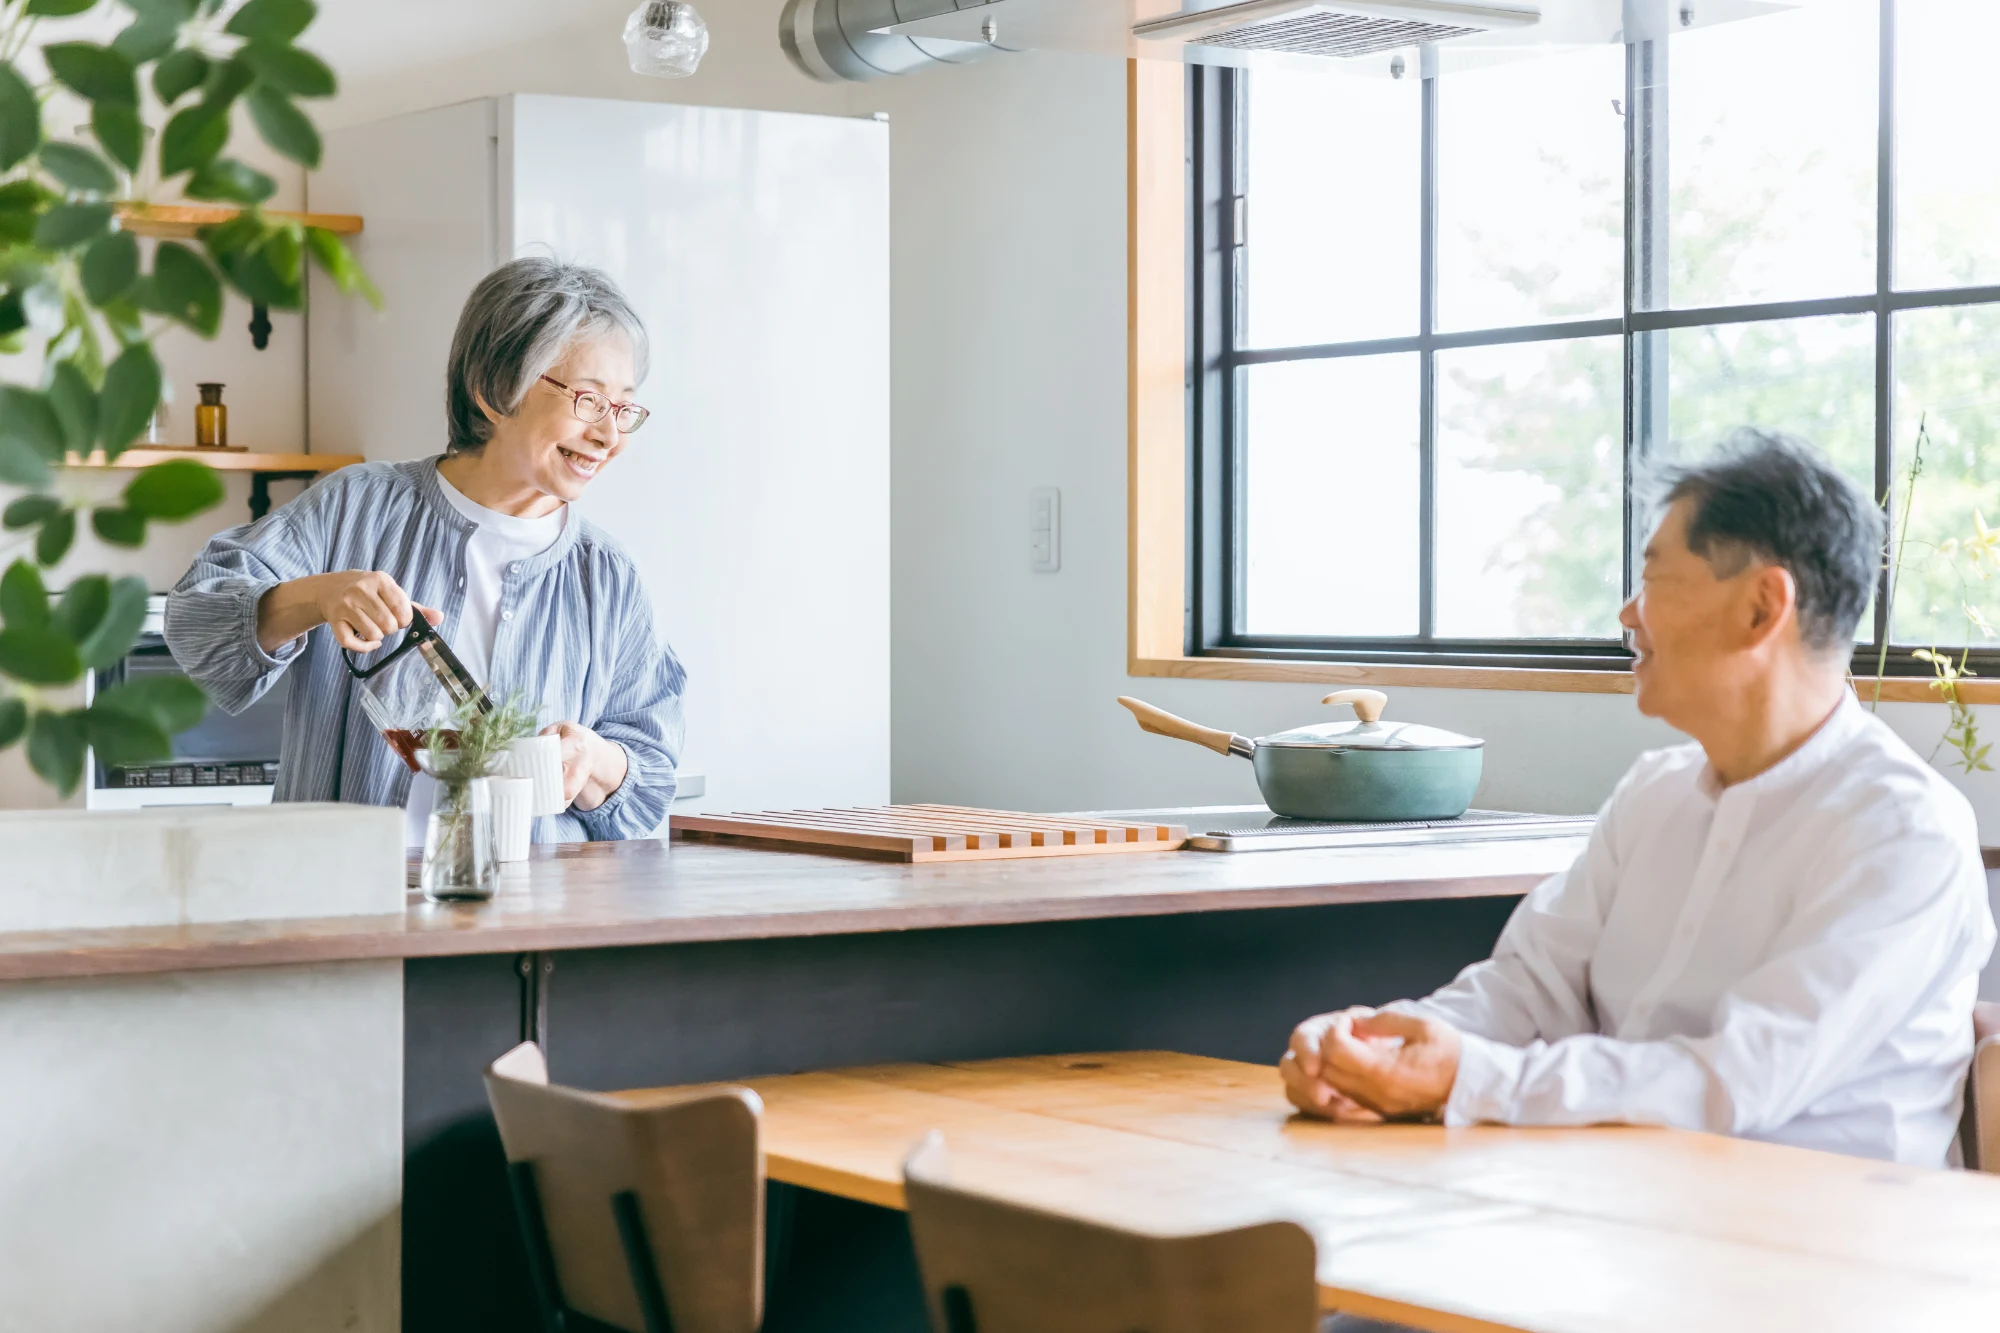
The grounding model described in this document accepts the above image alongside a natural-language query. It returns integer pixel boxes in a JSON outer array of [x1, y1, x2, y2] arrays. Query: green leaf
[[43, 42, 138, 105], [26, 709, 85, 794], [0, 441, 49, 488], [125, 457, 221, 521], [185, 157, 276, 205], [305, 227, 381, 308], [0, 628, 82, 684], [0, 178, 48, 210], [207, 221, 303, 309], [144, 241, 222, 336], [2, 496, 60, 531], [75, 575, 146, 668], [84, 702, 171, 764], [0, 178, 50, 244], [124, 0, 197, 18], [0, 64, 41, 172], [202, 55, 256, 107], [224, 0, 315, 43], [0, 559, 49, 631], [92, 100, 143, 173], [110, 17, 179, 64], [94, 295, 142, 342], [245, 86, 320, 168], [35, 508, 76, 565], [81, 229, 140, 303], [0, 387, 65, 460], [96, 673, 205, 733], [159, 103, 228, 177], [38, 142, 119, 194], [99, 343, 162, 457], [0, 697, 24, 750], [91, 506, 146, 546], [54, 573, 108, 643], [25, 0, 100, 15], [153, 49, 210, 105], [239, 41, 334, 98], [33, 201, 113, 250], [46, 361, 96, 454]]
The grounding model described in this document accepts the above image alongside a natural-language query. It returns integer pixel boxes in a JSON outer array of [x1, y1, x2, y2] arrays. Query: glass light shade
[[625, 0, 709, 78]]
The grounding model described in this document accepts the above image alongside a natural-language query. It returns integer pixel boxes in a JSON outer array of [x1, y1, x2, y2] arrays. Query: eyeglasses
[[540, 374, 651, 434]]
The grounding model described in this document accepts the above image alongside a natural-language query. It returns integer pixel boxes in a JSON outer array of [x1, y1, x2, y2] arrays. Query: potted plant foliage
[[0, 0, 376, 794], [416, 695, 537, 900]]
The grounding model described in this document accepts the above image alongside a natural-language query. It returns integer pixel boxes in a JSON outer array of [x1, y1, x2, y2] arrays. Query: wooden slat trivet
[[670, 805, 1189, 863]]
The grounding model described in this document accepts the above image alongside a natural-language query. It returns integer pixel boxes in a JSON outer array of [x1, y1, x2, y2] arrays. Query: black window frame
[[1188, 0, 2000, 676]]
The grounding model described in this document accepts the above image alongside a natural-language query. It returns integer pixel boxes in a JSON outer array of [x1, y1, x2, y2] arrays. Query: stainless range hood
[[781, 0, 1799, 82]]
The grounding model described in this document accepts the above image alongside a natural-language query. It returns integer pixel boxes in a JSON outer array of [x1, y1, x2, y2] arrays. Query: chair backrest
[[483, 1042, 764, 1333], [900, 1134, 1320, 1333], [1964, 1002, 2000, 1173]]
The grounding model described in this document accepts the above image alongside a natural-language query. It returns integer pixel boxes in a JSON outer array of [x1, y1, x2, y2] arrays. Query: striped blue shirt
[[164, 458, 685, 842]]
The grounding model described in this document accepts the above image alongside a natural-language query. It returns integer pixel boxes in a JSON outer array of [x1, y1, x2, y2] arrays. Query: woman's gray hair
[[444, 256, 650, 454]]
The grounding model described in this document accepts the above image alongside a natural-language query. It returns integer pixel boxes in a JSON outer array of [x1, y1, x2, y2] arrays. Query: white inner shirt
[[1392, 694, 1995, 1165], [404, 471, 567, 846]]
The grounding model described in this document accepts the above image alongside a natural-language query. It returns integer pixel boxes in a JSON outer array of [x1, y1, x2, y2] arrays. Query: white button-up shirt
[[1395, 695, 1996, 1165]]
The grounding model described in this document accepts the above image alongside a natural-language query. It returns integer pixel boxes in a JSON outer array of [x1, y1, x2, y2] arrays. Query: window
[[1190, 0, 2000, 672]]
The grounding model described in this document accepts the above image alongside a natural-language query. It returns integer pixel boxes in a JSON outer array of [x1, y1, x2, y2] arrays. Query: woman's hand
[[257, 570, 440, 654], [542, 720, 629, 811]]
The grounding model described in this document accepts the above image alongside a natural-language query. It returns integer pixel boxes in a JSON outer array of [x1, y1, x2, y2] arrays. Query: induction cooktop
[[1082, 805, 1595, 853]]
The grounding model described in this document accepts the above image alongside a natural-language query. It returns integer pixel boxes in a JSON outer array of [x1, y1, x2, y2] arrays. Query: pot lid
[[1258, 719, 1484, 752]]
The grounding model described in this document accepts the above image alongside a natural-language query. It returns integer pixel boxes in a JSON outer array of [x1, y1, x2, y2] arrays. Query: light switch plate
[[1031, 487, 1061, 573]]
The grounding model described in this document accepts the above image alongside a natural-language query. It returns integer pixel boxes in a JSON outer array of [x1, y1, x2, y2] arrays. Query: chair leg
[[612, 1189, 677, 1333], [507, 1161, 568, 1333], [942, 1284, 977, 1333]]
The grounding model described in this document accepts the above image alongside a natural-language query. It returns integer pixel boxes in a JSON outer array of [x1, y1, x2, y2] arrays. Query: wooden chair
[[900, 1133, 1321, 1333], [1963, 1001, 2000, 1172], [483, 1042, 764, 1333]]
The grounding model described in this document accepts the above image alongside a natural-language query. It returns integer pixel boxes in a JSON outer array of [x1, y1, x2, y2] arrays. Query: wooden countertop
[[0, 833, 1582, 983]]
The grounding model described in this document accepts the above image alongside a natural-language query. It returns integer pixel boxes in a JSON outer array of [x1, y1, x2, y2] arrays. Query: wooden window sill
[[1129, 655, 2000, 705]]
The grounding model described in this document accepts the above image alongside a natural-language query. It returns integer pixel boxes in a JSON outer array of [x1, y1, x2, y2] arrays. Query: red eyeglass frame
[[540, 374, 651, 433]]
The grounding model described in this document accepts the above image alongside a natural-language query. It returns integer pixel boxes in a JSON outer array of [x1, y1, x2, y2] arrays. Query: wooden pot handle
[[1116, 697, 1245, 758], [1320, 689, 1388, 723]]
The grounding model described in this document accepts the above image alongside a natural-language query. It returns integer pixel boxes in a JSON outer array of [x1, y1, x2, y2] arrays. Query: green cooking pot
[[1116, 690, 1484, 822]]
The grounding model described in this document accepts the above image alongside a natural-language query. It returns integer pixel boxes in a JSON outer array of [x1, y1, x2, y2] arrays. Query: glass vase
[[421, 777, 497, 902]]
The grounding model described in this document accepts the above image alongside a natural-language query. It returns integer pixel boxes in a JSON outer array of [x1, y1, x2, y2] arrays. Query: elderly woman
[[165, 257, 684, 842]]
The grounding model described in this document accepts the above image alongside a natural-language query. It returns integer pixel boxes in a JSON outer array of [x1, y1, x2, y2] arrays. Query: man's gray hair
[[444, 256, 650, 455], [1649, 429, 1885, 655]]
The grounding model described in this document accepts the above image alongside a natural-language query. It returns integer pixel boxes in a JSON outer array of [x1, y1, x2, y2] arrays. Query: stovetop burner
[[1085, 806, 1595, 853]]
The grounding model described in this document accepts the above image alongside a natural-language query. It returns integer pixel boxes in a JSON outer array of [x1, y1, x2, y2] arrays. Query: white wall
[[314, 0, 850, 131], [865, 46, 2000, 842]]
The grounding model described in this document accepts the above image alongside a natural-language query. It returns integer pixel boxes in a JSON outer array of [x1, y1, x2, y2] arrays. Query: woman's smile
[[556, 442, 605, 479]]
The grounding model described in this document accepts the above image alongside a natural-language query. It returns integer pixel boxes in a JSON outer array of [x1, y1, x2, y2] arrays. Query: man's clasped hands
[[1280, 1007, 1465, 1123]]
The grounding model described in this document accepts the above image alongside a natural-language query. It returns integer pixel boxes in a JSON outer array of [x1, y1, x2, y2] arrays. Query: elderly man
[[1283, 433, 1995, 1166]]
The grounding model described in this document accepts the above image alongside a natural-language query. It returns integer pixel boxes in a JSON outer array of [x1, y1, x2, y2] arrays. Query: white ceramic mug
[[500, 734, 567, 816], [488, 776, 535, 863]]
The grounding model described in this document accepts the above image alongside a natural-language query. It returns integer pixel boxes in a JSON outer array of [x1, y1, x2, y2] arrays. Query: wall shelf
[[116, 205, 365, 240], [64, 450, 363, 519]]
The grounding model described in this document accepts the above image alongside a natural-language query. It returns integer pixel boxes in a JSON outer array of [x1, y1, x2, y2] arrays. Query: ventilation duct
[[781, 0, 1797, 83], [780, 0, 1011, 83]]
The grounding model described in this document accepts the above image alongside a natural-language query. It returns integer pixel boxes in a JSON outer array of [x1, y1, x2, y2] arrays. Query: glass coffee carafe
[[346, 617, 492, 770]]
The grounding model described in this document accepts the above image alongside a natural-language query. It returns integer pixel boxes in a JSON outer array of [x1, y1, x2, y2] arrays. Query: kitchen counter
[[0, 831, 1584, 983], [0, 822, 1581, 1332]]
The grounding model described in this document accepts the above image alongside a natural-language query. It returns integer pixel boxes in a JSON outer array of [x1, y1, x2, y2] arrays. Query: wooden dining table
[[620, 1050, 2000, 1333]]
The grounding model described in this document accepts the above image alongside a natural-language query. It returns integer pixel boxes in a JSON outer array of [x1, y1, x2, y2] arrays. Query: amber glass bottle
[[194, 382, 228, 448]]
